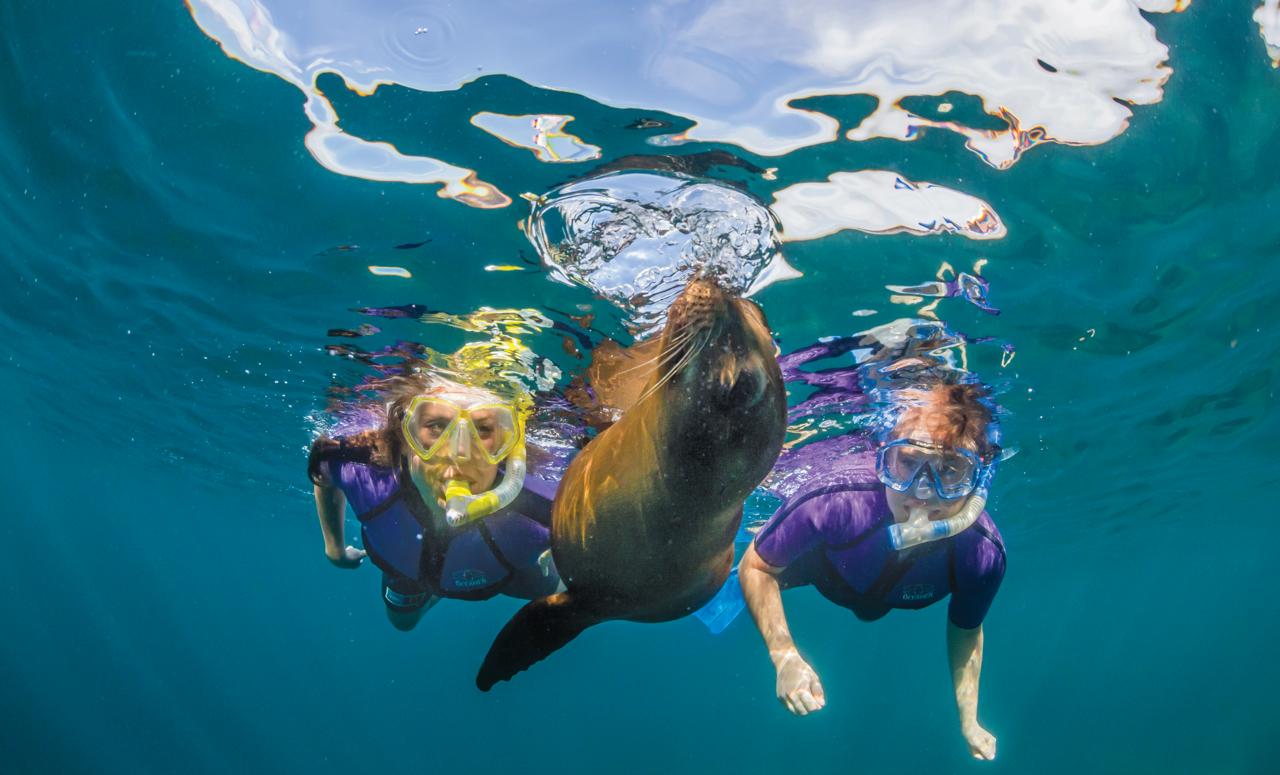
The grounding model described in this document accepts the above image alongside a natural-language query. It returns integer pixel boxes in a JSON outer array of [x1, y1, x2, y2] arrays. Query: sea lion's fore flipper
[[476, 592, 598, 691]]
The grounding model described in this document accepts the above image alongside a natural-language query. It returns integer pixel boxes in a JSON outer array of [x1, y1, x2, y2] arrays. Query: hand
[[775, 651, 826, 716], [327, 545, 366, 569], [962, 722, 997, 761]]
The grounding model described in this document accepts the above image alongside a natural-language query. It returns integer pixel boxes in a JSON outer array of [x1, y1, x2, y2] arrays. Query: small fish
[[355, 304, 434, 319], [394, 239, 432, 250], [326, 324, 381, 338], [315, 244, 360, 257], [368, 265, 411, 278], [324, 344, 376, 364], [484, 264, 530, 272], [584, 149, 765, 180], [627, 117, 670, 130]]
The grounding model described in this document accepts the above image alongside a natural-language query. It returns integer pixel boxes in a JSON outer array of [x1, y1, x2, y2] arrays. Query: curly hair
[[891, 382, 997, 461]]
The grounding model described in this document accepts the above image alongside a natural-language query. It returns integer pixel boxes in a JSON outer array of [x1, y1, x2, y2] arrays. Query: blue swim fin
[[694, 568, 746, 635]]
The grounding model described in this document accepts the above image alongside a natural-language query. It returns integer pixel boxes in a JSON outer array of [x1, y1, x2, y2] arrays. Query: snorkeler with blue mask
[[309, 372, 563, 632], [738, 381, 1006, 761], [878, 428, 994, 551]]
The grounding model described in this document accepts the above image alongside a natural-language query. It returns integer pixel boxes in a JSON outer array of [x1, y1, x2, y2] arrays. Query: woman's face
[[405, 402, 505, 508], [883, 426, 976, 523]]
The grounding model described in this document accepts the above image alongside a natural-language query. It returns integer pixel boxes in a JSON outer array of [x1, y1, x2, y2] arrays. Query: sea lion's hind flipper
[[476, 592, 597, 691]]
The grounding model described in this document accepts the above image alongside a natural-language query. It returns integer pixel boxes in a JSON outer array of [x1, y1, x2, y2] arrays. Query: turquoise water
[[2, 1, 1279, 772]]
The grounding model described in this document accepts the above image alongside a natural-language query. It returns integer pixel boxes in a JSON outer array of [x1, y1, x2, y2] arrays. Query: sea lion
[[562, 337, 664, 431], [477, 277, 786, 690]]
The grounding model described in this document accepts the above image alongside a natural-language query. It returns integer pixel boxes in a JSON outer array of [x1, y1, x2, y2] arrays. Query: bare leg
[[382, 576, 439, 632], [385, 596, 438, 631]]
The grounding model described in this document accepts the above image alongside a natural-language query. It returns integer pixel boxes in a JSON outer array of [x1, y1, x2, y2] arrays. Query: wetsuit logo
[[452, 569, 489, 589], [901, 583, 935, 601]]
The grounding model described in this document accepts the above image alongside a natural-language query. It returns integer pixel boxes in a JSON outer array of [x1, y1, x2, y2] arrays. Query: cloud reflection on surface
[[187, 0, 1183, 203]]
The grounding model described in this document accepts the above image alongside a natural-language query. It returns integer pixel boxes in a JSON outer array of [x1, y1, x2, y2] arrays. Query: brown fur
[[478, 276, 783, 686], [477, 277, 786, 689], [563, 337, 664, 431], [550, 277, 785, 620]]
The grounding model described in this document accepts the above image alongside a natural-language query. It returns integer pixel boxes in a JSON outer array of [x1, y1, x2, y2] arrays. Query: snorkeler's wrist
[[769, 647, 801, 670]]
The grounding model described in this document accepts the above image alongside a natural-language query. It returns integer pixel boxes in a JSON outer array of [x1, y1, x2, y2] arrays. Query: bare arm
[[314, 483, 365, 569], [740, 543, 826, 715], [947, 620, 996, 760], [740, 543, 797, 658]]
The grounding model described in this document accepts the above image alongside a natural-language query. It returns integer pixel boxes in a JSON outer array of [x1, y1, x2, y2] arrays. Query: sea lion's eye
[[725, 371, 761, 407]]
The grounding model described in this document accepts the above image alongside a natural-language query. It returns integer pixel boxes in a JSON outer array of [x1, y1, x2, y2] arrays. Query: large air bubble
[[525, 171, 799, 336]]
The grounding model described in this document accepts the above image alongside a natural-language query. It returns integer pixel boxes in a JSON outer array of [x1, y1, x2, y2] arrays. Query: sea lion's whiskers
[[634, 329, 709, 407], [612, 328, 697, 380], [612, 329, 700, 390]]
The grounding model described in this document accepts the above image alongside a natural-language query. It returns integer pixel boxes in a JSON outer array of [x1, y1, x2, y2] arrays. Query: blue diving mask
[[876, 438, 986, 501]]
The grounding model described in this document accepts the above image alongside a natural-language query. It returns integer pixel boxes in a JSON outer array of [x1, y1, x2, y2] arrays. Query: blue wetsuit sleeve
[[947, 532, 1006, 629]]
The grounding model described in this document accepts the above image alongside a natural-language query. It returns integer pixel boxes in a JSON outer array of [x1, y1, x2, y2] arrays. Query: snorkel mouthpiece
[[444, 480, 473, 503], [888, 488, 988, 551], [443, 444, 528, 527]]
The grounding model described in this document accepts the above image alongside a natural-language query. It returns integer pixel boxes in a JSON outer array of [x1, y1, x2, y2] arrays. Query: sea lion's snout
[[658, 277, 780, 417], [668, 276, 730, 336]]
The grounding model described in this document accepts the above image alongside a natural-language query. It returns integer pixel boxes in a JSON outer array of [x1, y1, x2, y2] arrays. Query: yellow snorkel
[[443, 438, 527, 527], [400, 381, 532, 527]]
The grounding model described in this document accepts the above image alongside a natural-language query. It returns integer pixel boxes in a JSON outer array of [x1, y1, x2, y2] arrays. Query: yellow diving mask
[[400, 391, 521, 466], [400, 387, 529, 527]]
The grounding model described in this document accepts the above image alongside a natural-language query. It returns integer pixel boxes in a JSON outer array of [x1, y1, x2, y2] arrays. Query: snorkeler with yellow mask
[[309, 373, 561, 631]]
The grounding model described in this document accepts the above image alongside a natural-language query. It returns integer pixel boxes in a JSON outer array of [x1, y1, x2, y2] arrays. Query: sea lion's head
[[654, 277, 781, 419]]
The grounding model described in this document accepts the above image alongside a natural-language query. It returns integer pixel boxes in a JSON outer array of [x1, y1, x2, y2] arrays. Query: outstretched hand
[[327, 545, 366, 569], [962, 722, 997, 760], [776, 651, 826, 716]]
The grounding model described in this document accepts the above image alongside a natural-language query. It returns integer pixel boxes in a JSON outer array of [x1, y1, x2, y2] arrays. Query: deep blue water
[[2, 1, 1279, 773]]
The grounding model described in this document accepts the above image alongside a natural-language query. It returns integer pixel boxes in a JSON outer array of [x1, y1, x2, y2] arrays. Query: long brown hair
[[323, 365, 444, 471]]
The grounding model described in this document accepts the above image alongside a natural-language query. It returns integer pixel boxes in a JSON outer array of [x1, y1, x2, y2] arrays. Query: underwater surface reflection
[[2, 0, 1279, 773]]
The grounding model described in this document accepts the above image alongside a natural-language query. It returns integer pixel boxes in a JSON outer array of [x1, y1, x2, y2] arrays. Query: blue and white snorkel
[[881, 409, 1002, 551], [887, 460, 994, 551]]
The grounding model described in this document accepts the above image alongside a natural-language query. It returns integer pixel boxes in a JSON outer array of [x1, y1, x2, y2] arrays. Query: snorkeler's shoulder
[[971, 511, 1005, 554], [774, 484, 884, 545], [954, 512, 1006, 581], [308, 430, 396, 486]]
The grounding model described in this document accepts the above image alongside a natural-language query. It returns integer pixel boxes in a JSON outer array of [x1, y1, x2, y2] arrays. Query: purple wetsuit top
[[752, 436, 1005, 629], [313, 442, 563, 602]]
